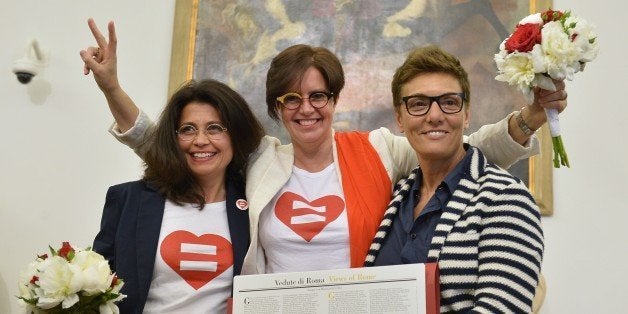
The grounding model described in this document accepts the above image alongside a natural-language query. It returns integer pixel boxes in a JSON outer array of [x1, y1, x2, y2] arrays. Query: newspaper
[[232, 263, 435, 314]]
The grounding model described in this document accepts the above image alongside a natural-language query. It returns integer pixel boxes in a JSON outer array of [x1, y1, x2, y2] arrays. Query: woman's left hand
[[525, 79, 568, 130]]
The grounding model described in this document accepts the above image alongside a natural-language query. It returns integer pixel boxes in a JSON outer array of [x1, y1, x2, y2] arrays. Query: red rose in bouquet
[[542, 9, 564, 23], [505, 23, 542, 53]]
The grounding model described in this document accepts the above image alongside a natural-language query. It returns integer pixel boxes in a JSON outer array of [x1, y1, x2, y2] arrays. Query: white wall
[[0, 1, 174, 313], [1, 1, 626, 313], [540, 0, 628, 313]]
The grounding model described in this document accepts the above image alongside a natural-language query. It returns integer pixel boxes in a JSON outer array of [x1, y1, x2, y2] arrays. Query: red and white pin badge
[[235, 199, 249, 210]]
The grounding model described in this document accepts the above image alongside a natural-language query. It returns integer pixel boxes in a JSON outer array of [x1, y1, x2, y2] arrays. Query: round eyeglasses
[[401, 92, 465, 116], [276, 91, 334, 110], [176, 123, 228, 141]]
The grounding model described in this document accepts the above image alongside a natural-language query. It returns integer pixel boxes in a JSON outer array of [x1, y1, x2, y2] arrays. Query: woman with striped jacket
[[365, 45, 550, 313]]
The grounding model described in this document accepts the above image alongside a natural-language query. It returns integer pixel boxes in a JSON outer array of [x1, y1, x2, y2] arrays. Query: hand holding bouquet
[[17, 242, 125, 314], [495, 9, 599, 168]]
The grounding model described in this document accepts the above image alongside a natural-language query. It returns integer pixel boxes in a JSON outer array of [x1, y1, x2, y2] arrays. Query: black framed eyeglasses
[[176, 123, 228, 141], [276, 91, 334, 110], [401, 92, 465, 116]]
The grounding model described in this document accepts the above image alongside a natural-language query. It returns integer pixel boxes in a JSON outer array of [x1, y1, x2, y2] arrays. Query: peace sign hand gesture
[[79, 18, 139, 132], [79, 18, 120, 94]]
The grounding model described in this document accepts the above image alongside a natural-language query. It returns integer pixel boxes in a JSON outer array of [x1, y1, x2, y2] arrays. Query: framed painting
[[168, 0, 554, 215]]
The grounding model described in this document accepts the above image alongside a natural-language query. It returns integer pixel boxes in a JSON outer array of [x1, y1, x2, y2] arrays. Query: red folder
[[425, 262, 440, 314]]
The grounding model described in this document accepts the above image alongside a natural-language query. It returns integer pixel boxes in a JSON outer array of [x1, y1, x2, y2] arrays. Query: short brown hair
[[265, 44, 345, 120], [143, 79, 264, 208], [391, 45, 470, 114]]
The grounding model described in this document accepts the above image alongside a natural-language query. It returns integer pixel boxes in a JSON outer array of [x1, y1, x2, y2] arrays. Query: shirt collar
[[441, 144, 473, 193]]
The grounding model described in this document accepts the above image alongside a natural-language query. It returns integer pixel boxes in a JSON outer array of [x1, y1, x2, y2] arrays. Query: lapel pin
[[235, 199, 249, 210]]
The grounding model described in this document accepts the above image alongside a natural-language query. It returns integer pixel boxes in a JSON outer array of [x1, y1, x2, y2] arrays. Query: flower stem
[[545, 108, 570, 168], [551, 135, 570, 168]]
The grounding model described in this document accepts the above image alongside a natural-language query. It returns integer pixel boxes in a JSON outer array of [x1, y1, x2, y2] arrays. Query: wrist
[[102, 83, 125, 98], [515, 107, 537, 136], [524, 104, 546, 129]]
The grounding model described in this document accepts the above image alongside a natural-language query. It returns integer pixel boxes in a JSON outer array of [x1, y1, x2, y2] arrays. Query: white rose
[[34, 256, 83, 309], [495, 46, 545, 95], [520, 13, 543, 25], [541, 21, 581, 80], [529, 44, 548, 73], [72, 250, 114, 295], [565, 15, 599, 62]]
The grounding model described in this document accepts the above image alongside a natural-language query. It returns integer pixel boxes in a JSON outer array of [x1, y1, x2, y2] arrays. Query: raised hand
[[79, 18, 138, 132], [79, 18, 120, 94], [524, 79, 568, 130], [532, 79, 568, 113]]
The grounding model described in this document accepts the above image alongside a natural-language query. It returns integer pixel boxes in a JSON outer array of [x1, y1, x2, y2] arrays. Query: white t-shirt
[[259, 163, 350, 273], [143, 200, 233, 313]]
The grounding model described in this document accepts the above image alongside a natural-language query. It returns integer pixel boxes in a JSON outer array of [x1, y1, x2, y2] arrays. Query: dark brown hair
[[265, 44, 345, 120], [143, 79, 264, 208], [391, 45, 470, 113]]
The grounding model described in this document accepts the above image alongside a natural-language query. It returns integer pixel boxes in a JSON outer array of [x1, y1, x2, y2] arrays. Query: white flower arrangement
[[17, 242, 125, 314], [495, 9, 599, 168]]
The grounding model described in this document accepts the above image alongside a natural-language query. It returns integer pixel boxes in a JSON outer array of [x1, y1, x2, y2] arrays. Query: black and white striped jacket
[[366, 146, 543, 313]]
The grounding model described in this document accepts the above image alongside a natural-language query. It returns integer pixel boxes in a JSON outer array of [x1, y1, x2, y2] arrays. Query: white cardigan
[[110, 111, 539, 274]]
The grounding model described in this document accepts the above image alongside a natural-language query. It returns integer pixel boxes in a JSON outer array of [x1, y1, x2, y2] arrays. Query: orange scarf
[[335, 131, 392, 267]]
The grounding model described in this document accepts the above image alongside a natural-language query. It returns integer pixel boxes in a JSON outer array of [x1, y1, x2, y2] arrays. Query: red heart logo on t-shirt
[[275, 192, 345, 242], [160, 231, 233, 290]]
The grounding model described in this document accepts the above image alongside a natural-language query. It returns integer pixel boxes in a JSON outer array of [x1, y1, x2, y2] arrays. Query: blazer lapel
[[244, 141, 294, 273], [225, 179, 250, 276], [135, 186, 165, 307], [247, 143, 294, 228]]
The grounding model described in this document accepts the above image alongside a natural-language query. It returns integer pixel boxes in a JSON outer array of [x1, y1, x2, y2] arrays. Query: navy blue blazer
[[93, 179, 250, 314]]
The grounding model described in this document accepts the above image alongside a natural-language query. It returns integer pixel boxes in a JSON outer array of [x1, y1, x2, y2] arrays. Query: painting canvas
[[169, 0, 553, 215]]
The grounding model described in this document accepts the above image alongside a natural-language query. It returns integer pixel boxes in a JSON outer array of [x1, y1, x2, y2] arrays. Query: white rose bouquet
[[17, 242, 125, 314], [495, 9, 599, 168]]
